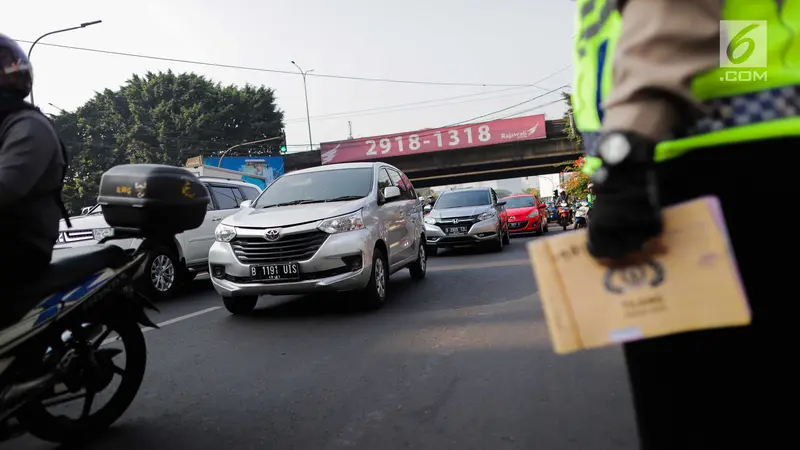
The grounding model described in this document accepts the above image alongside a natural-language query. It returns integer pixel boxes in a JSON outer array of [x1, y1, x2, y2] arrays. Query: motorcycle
[[557, 202, 572, 231], [574, 201, 590, 229], [0, 164, 210, 444]]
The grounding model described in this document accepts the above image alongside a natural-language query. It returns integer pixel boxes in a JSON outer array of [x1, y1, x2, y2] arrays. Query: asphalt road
[[9, 227, 637, 450]]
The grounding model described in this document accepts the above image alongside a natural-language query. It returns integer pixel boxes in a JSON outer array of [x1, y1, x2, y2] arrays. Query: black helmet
[[0, 34, 32, 98]]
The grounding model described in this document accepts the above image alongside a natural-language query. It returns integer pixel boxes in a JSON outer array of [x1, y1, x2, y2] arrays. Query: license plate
[[250, 263, 300, 281], [446, 226, 468, 235]]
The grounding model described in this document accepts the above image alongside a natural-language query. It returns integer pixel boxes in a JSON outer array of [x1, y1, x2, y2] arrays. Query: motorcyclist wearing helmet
[[0, 34, 70, 285]]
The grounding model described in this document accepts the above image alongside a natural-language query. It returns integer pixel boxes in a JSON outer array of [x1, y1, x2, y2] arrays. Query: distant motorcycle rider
[[0, 34, 70, 285]]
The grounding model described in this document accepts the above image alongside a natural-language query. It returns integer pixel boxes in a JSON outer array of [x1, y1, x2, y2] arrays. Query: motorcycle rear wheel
[[16, 316, 147, 444]]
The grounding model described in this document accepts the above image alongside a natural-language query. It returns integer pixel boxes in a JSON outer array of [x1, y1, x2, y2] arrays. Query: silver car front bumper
[[209, 226, 375, 297], [424, 218, 500, 248]]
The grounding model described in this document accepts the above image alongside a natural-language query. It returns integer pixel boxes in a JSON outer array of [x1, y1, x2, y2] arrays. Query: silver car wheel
[[151, 254, 175, 292]]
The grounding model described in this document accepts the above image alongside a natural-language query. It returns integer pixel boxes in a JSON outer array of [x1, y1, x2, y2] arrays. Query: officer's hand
[[586, 131, 664, 264]]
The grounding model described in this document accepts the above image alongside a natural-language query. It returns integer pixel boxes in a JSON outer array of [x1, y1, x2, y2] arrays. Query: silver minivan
[[208, 162, 427, 314]]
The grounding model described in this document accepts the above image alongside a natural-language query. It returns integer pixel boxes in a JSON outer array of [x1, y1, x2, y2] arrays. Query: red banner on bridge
[[319, 114, 547, 165]]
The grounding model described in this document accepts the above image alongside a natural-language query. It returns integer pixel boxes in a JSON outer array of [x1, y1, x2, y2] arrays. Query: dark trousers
[[625, 137, 796, 449], [0, 242, 51, 326]]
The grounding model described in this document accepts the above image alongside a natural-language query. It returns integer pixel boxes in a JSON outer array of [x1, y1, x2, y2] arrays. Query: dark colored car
[[424, 187, 509, 254]]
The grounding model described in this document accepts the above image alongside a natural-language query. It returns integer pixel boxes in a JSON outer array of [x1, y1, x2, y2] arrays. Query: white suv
[[55, 177, 262, 299], [209, 162, 427, 314]]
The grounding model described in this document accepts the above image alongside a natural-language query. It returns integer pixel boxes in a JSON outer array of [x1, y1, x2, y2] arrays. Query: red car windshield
[[502, 196, 535, 209]]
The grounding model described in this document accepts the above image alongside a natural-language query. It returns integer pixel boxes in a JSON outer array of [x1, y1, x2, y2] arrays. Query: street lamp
[[48, 103, 66, 114], [217, 136, 282, 168], [291, 61, 314, 152], [27, 20, 102, 106]]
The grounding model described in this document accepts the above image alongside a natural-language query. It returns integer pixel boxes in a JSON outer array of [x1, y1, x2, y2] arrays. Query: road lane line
[[101, 306, 222, 346], [427, 259, 530, 272], [143, 306, 223, 332]]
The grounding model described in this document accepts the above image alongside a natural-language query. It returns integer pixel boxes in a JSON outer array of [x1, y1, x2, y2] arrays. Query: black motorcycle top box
[[97, 164, 210, 235]]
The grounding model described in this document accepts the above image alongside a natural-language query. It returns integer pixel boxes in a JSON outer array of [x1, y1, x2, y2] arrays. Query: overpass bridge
[[282, 117, 583, 188]]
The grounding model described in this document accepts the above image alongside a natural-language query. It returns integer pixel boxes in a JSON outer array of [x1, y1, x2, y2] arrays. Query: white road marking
[[427, 259, 530, 272], [101, 306, 222, 346], [100, 259, 532, 346], [142, 306, 223, 332]]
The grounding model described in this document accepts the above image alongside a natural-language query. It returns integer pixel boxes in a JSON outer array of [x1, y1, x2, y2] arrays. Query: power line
[[14, 39, 550, 88], [320, 85, 569, 147], [283, 65, 573, 122], [447, 85, 569, 127], [495, 98, 566, 120]]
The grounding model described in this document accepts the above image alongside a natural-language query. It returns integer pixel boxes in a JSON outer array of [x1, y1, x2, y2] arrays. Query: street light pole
[[291, 61, 314, 152], [27, 20, 102, 106], [217, 136, 282, 167]]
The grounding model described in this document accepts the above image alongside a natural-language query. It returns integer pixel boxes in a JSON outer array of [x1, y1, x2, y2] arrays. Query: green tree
[[495, 189, 512, 198], [561, 157, 591, 201], [416, 187, 437, 201], [52, 70, 284, 213], [523, 187, 540, 199]]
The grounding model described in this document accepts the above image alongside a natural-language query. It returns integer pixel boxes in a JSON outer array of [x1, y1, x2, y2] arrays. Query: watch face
[[599, 133, 631, 166]]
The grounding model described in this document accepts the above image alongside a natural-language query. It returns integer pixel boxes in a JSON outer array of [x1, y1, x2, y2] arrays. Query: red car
[[501, 194, 548, 236]]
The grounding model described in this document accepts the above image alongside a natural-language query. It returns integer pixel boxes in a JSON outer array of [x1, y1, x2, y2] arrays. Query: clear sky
[[6, 0, 575, 152]]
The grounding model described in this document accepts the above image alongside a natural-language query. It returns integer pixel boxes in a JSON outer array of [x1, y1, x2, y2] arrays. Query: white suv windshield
[[435, 191, 492, 209], [254, 167, 374, 208]]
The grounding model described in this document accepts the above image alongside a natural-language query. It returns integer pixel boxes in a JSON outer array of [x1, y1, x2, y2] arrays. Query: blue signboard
[[202, 156, 284, 189]]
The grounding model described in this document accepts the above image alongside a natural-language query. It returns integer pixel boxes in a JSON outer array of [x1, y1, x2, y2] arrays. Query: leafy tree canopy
[[52, 70, 284, 213]]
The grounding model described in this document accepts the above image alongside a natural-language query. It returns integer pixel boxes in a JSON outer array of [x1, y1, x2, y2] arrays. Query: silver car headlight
[[477, 211, 496, 221], [424, 216, 437, 225], [57, 232, 66, 244], [215, 223, 237, 242], [318, 210, 364, 234], [92, 228, 114, 241], [527, 209, 539, 218]]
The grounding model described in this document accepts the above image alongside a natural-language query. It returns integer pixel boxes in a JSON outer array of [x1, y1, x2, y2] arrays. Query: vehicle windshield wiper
[[323, 195, 364, 202], [261, 199, 320, 208]]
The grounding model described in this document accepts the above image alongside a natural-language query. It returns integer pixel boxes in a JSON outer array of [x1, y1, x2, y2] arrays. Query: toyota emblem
[[264, 228, 281, 241]]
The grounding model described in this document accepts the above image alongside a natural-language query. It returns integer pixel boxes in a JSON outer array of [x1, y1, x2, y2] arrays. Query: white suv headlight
[[215, 223, 237, 242], [527, 209, 539, 218], [318, 210, 364, 234], [424, 216, 436, 225], [477, 211, 496, 221], [92, 227, 114, 241]]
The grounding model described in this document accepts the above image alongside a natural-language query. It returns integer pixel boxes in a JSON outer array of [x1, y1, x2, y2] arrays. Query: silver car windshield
[[435, 191, 492, 209], [254, 167, 374, 208]]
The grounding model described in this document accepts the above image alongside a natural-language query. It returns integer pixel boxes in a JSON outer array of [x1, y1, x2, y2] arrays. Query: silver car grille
[[435, 215, 478, 226], [230, 231, 329, 264]]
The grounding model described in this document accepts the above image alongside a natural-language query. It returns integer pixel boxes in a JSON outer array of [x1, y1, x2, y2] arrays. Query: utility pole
[[291, 61, 314, 151]]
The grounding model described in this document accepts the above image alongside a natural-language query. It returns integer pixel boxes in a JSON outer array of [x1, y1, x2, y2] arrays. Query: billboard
[[202, 156, 284, 189], [319, 114, 547, 165]]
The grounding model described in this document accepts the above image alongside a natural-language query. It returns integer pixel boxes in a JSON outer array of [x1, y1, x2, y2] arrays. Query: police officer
[[0, 34, 70, 291], [573, 0, 798, 448]]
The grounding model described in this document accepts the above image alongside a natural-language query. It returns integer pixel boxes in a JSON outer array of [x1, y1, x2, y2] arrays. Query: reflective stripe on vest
[[656, 0, 800, 161], [572, 0, 621, 135], [575, 0, 800, 170]]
